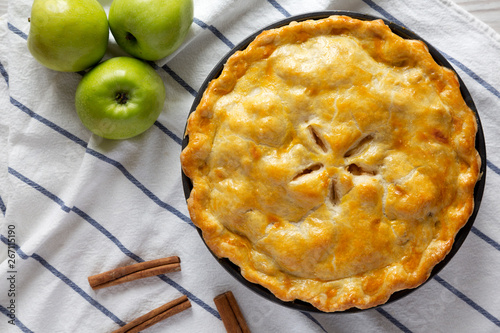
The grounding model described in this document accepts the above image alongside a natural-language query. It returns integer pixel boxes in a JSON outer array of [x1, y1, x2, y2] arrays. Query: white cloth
[[1, 0, 500, 332]]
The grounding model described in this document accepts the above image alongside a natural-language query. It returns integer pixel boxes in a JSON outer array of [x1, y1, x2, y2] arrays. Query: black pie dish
[[181, 11, 487, 313]]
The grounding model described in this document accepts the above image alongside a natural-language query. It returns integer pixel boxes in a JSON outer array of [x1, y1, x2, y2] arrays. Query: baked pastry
[[181, 15, 481, 312]]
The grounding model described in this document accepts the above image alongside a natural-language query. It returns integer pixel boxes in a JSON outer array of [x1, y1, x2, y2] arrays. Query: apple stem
[[115, 92, 129, 104]]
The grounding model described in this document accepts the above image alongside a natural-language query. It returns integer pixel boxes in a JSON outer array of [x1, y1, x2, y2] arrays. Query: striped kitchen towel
[[1, 0, 499, 332]]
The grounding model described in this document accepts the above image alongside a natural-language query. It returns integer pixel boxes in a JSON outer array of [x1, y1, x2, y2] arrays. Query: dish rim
[[180, 10, 487, 313]]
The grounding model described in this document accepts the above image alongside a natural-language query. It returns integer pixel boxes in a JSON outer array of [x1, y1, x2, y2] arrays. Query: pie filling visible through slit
[[181, 15, 481, 312]]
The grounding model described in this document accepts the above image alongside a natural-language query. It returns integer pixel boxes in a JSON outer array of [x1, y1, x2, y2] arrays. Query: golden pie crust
[[181, 15, 481, 312]]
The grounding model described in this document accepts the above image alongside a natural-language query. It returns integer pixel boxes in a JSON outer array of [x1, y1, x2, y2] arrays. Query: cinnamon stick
[[112, 295, 191, 333], [214, 291, 251, 333], [88, 256, 181, 290]]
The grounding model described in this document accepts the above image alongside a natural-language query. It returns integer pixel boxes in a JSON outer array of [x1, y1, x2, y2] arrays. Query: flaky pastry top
[[181, 15, 481, 312]]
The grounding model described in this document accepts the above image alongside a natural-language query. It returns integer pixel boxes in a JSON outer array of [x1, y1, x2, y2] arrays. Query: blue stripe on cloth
[[300, 312, 328, 333], [156, 274, 221, 319], [9, 167, 71, 213], [267, 0, 291, 17], [10, 97, 88, 148], [487, 160, 500, 177], [0, 304, 34, 333], [376, 308, 413, 333], [471, 226, 500, 251], [434, 275, 500, 328], [154, 120, 183, 145], [442, 52, 500, 100], [0, 234, 126, 326], [193, 17, 235, 48], [0, 196, 6, 216], [70, 206, 144, 263], [361, 0, 407, 27], [6, 167, 220, 320], [84, 147, 195, 227], [7, 22, 27, 40], [29, 252, 126, 326], [160, 64, 198, 97], [9, 96, 194, 226], [0, 61, 9, 86], [148, 61, 197, 97]]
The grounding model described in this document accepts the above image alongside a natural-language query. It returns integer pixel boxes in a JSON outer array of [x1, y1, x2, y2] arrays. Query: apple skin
[[27, 0, 109, 72], [75, 57, 166, 140], [109, 0, 193, 61]]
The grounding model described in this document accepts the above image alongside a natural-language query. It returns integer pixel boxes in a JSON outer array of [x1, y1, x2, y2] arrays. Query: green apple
[[27, 0, 109, 72], [109, 0, 193, 61], [75, 57, 166, 139]]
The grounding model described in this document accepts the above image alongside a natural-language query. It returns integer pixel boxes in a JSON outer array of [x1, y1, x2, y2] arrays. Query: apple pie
[[180, 15, 481, 312]]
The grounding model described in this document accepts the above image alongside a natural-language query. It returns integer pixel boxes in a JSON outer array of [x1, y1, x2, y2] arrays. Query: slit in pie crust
[[180, 15, 481, 312]]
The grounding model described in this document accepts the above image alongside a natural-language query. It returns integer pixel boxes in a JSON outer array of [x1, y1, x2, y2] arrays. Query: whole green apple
[[109, 0, 193, 61], [75, 57, 166, 140], [27, 0, 109, 72]]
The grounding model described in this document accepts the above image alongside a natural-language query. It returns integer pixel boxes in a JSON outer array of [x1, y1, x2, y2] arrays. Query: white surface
[[454, 0, 500, 33], [0, 1, 6, 17], [1, 0, 500, 333]]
